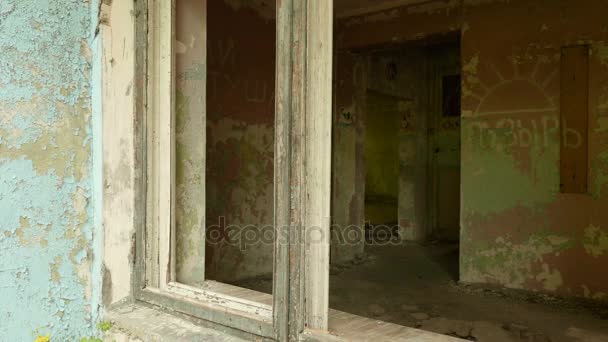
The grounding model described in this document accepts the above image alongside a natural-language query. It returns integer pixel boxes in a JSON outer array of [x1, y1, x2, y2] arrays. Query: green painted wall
[[459, 0, 608, 298]]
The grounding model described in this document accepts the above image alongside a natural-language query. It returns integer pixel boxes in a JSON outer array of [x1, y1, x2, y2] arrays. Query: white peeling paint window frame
[[107, 0, 462, 340], [135, 0, 288, 339]]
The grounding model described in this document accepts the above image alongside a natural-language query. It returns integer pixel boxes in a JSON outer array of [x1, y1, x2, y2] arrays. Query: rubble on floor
[[234, 243, 608, 342]]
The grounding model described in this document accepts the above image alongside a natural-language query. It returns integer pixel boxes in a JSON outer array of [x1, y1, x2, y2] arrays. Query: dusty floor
[[235, 243, 608, 342]]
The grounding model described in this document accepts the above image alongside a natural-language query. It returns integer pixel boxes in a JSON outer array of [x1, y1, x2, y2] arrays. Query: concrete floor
[[235, 243, 608, 342]]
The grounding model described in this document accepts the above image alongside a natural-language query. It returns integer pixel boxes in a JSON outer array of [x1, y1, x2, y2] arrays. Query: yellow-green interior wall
[[364, 91, 401, 225]]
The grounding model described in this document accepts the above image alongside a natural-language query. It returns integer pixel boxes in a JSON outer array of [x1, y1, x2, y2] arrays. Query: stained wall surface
[[332, 51, 367, 263], [204, 0, 276, 282], [0, 0, 102, 340], [459, 0, 608, 299], [337, 0, 608, 299]]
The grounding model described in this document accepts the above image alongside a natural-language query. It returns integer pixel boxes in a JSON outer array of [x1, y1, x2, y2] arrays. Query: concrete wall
[[0, 0, 102, 340], [332, 51, 367, 263], [337, 0, 608, 299]]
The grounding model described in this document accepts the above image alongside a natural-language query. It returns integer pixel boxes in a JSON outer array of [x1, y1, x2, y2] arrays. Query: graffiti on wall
[[466, 114, 584, 151], [464, 59, 584, 152], [178, 38, 275, 107]]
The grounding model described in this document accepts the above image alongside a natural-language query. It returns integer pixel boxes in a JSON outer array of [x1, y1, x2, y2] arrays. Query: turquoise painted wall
[[0, 0, 102, 340]]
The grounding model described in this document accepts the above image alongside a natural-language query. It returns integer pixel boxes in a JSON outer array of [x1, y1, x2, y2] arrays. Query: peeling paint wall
[[459, 0, 608, 300], [0, 0, 102, 340], [203, 0, 276, 282], [337, 0, 608, 299]]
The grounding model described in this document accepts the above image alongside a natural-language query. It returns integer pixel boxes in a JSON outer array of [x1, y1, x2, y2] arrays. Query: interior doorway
[[363, 90, 402, 243], [426, 43, 462, 281], [429, 55, 462, 246], [362, 58, 463, 249], [329, 33, 464, 330]]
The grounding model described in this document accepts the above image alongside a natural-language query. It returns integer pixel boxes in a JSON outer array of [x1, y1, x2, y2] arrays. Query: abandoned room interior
[[2, 0, 608, 341], [157, 0, 608, 341], [194, 0, 608, 341]]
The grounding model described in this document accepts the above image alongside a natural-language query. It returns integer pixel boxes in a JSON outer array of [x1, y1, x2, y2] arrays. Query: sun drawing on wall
[[463, 53, 562, 152], [467, 55, 559, 117]]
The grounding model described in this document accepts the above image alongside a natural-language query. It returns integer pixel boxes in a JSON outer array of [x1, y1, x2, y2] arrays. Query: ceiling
[[241, 0, 434, 19], [334, 0, 433, 18]]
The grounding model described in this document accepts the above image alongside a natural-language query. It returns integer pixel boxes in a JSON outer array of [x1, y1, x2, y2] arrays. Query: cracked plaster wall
[[0, 0, 102, 340]]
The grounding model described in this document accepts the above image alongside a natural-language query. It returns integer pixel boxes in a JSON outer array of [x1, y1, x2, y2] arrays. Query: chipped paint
[[458, 0, 608, 298], [174, 0, 277, 283], [0, 0, 102, 340], [461, 54, 480, 102], [205, 117, 275, 281], [462, 232, 573, 291], [336, 0, 608, 299], [583, 224, 608, 257]]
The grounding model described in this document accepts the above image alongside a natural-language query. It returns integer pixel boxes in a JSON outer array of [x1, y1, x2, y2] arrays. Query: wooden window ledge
[[103, 302, 463, 342], [103, 302, 249, 342]]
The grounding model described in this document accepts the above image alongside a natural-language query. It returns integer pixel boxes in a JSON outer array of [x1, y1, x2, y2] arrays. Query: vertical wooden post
[[158, 0, 176, 290], [277, 0, 333, 339], [274, 0, 294, 340], [133, 0, 149, 297], [305, 0, 333, 331]]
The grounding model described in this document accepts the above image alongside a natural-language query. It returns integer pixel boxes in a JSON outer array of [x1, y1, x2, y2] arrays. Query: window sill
[[103, 302, 463, 342], [103, 302, 250, 342]]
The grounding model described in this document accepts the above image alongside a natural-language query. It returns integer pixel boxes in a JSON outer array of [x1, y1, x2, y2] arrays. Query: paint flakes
[[583, 224, 608, 257], [50, 256, 63, 283], [0, 0, 99, 339], [535, 263, 563, 291], [462, 54, 480, 101], [464, 233, 572, 290]]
